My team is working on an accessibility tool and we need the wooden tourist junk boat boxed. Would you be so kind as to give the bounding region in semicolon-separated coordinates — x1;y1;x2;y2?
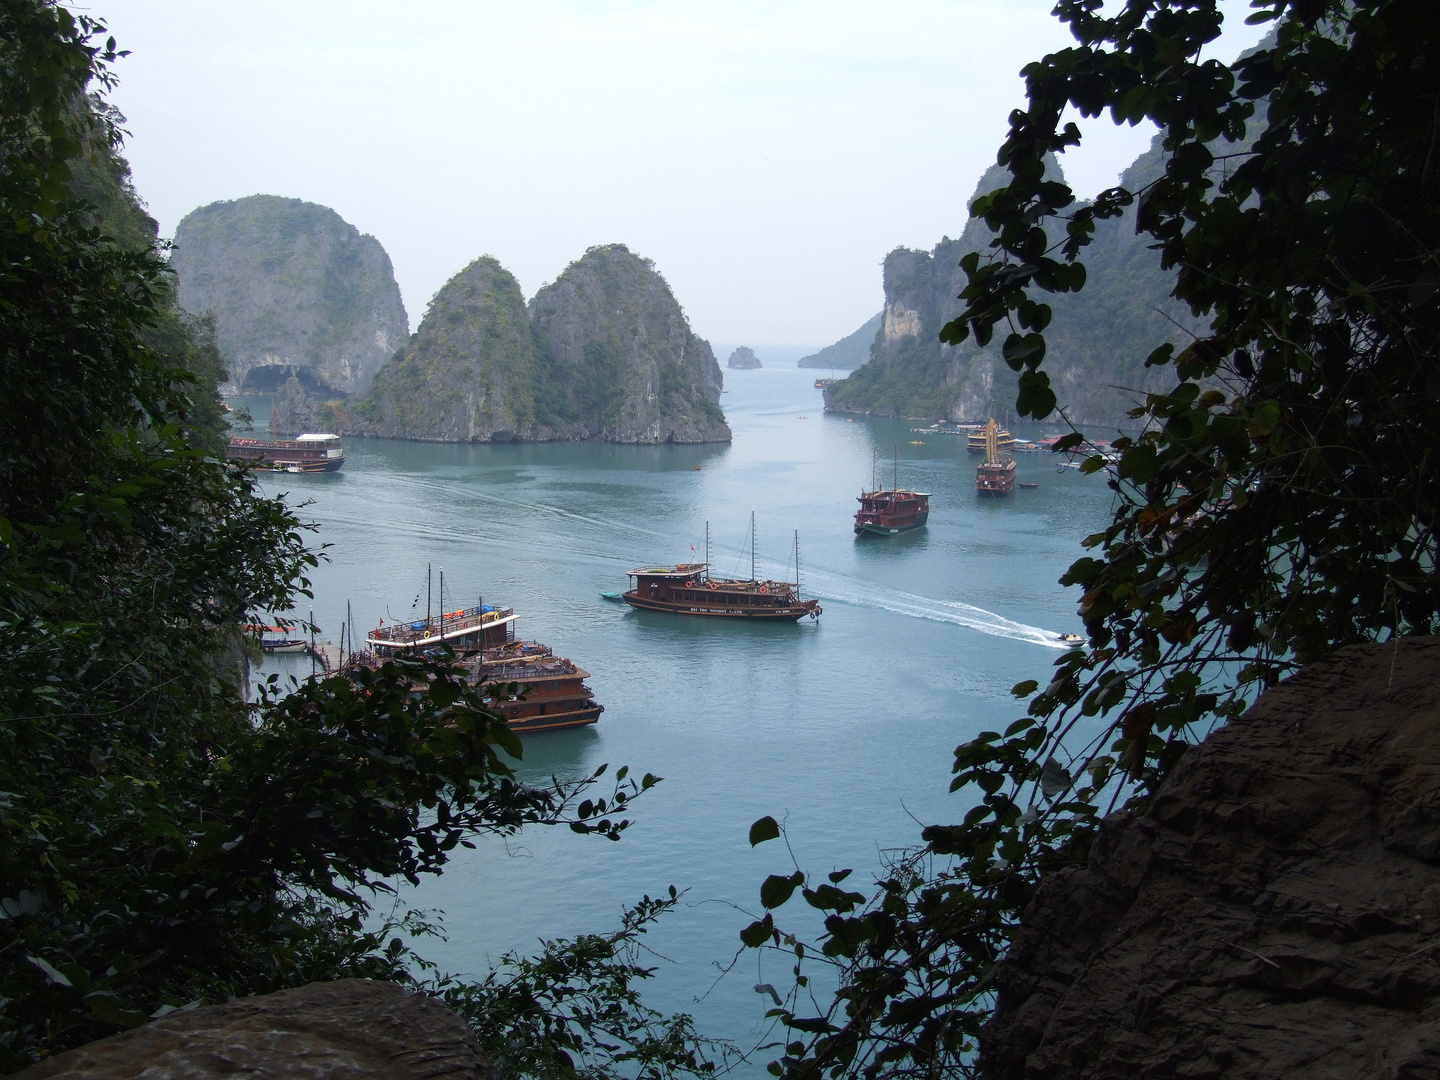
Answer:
470;645;602;733
967;425;1014;456
228;433;345;473
854;447;930;537
363;566;602;733
975;419;1017;496
623;518;821;621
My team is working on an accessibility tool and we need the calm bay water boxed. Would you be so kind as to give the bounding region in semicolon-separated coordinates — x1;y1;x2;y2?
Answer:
245;368;1115;1067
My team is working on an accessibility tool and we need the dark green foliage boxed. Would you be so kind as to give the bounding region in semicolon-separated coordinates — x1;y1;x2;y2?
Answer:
1;6;721;1077
441;890;737;1080
826;155;1192;423
746;3;1440;1077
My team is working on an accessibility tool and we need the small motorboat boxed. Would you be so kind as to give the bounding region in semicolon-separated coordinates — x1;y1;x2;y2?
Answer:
1019;482;1040;489
1057;632;1084;646
600;591;625;602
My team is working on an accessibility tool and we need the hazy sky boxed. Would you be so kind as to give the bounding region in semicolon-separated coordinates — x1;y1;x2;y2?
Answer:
96;1;1266;348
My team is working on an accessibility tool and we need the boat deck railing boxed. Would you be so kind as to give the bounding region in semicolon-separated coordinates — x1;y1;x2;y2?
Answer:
475;656;579;683
368;605;516;647
689;578;800;596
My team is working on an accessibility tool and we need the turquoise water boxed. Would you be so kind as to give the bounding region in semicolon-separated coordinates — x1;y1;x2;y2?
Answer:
246;369;1116;1067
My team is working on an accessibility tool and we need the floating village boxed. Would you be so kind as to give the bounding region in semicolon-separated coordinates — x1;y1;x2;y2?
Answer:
232;393;1107;732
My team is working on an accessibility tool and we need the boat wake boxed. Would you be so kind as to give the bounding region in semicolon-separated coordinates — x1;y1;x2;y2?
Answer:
802;569;1067;649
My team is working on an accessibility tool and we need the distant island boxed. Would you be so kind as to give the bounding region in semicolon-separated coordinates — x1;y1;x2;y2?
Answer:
727;346;762;369
271;244;729;445
171;196;408;397
796;312;881;370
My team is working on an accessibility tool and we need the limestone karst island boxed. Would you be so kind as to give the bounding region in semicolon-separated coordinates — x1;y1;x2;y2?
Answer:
174;197;728;445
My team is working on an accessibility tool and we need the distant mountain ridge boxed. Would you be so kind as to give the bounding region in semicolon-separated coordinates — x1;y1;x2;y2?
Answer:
274;244;729;444
172;196;408;396
822;141;1197;425
797;313;882;369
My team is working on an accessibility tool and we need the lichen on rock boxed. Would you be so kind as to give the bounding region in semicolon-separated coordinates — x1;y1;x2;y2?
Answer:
15;979;499;1080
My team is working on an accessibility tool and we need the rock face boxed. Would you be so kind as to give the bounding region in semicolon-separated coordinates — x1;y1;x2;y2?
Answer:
529;245;728;443
172;196;409;396
797;313;882;369
824;150;1191;424
339;256;547;442
277;245;729;444
727;346;762;369
981;637;1440;1079
16;979;498;1080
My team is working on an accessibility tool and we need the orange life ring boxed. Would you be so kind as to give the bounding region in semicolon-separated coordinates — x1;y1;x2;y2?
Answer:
758;585;768;594
707;581;718;590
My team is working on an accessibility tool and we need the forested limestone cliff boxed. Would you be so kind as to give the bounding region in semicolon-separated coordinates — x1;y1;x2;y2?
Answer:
172;196;409;396
824;143;1194;424
727;346;762;369
276;245;729;444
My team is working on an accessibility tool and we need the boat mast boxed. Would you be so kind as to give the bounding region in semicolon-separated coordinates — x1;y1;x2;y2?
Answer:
427;563;432;626
750;511;757;581
894;443;899;491
871;449;877;492
705;521;711;581
439;567;445;637
794;529;800;590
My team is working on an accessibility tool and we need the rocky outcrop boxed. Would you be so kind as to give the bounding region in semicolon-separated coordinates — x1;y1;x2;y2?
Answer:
824;151;1190;425
335;256;554;442
981;637;1440;1079
528;244;728;443
172;196;409;396
797;313;882;370
276;245;729;444
16;979;498;1080
727;346;762;369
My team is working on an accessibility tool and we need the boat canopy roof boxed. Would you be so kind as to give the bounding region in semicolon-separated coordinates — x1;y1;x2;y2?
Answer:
859;488;933;499
627;563;707;578
295;433;340;442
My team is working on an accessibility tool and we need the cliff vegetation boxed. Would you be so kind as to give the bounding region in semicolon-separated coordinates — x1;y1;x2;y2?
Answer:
737;4;1440;1078
172;196;409;396
280;244;730;444
824;151;1195;424
0;6;727;1076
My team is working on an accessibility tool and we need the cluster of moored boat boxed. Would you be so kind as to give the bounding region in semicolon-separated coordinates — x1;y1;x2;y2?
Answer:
261;582;603;734
362;598;604;733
